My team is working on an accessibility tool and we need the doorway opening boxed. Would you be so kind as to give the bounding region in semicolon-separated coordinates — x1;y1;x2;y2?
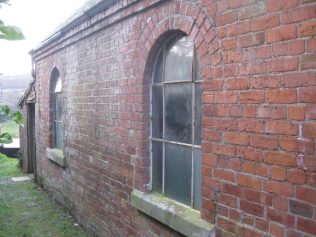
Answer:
27;103;36;180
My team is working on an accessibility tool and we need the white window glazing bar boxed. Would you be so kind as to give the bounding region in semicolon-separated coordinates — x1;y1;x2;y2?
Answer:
151;138;201;149
163;80;192;84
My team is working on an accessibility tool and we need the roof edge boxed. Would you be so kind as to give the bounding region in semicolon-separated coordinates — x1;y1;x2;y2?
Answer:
19;79;36;108
30;0;117;54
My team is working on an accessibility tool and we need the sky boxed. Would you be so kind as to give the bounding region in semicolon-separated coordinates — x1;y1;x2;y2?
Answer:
0;0;87;75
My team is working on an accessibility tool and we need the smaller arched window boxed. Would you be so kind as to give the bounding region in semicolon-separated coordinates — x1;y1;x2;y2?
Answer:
52;70;64;150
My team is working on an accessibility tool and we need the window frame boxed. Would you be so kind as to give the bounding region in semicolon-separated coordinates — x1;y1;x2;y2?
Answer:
150;33;202;210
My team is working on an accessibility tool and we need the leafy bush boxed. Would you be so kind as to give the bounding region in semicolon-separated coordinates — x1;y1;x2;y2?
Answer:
0;105;23;144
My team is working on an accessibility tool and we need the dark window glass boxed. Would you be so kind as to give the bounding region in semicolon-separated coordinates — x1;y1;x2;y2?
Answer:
153;49;164;84
194;83;202;145
165;83;192;144
55;121;64;150
194;48;202;82
165;143;192;206
152;86;163;139
152;141;163;192
193;148;201;209
55;94;63;121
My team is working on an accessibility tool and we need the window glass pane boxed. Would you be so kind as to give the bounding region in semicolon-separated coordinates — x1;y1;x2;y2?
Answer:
164;37;194;82
153;49;164;84
152;86;163;139
165;83;192;144
194;83;202;145
55;121;64;150
165;143;192;206
193;148;201;210
54;77;62;93
194;49;202;82
55;94;63;121
152;141;163;192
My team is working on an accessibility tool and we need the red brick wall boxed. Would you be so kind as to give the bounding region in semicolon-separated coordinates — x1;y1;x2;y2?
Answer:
31;0;316;236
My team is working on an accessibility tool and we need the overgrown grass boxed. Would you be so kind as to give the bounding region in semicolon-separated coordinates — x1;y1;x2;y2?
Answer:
0;120;19;138
0;182;87;237
0;153;23;177
0;155;87;237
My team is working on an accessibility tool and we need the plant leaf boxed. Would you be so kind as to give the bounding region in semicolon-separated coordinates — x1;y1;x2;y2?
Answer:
0;25;24;40
0;132;12;144
10;111;24;125
1;105;11;116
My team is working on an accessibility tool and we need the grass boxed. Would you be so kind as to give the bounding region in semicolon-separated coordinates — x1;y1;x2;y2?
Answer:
0;153;23;176
0;120;19;138
0;182;88;237
0;154;87;237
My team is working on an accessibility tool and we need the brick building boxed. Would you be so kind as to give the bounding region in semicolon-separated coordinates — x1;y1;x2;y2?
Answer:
20;0;316;236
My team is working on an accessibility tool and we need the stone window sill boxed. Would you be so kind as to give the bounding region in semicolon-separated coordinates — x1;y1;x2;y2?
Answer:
131;190;215;237
46;148;66;168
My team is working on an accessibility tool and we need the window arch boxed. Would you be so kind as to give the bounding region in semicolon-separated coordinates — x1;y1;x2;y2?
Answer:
151;33;202;210
51;69;64;150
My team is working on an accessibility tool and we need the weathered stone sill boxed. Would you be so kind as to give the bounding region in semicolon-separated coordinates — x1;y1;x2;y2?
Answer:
46;148;66;168
131;190;215;237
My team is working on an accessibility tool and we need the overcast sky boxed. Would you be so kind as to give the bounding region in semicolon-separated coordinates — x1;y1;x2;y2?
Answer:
0;0;87;75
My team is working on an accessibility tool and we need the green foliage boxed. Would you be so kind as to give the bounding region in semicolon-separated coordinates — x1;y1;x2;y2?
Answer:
0;105;23;143
0;105;24;125
0;132;12;144
0;20;24;40
11;111;24;125
0;0;24;41
1;104;10;114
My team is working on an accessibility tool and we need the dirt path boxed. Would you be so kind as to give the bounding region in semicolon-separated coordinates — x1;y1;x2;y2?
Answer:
0;156;87;237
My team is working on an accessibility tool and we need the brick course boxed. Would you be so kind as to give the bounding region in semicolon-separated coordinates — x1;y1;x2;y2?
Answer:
26;0;316;236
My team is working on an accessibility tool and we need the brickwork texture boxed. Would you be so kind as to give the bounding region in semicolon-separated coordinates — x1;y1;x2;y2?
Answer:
28;0;316;236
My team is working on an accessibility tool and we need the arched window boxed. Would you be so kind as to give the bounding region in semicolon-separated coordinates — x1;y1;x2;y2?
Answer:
151;34;202;210
52;70;64;150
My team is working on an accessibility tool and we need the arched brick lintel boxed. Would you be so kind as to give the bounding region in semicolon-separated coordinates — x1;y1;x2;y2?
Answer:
137;15;219;83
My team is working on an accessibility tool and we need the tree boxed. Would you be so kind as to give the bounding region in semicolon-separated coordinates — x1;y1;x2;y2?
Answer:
0;0;24;144
0;0;24;40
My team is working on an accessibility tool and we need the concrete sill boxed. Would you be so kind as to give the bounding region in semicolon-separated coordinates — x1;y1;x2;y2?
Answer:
46;148;66;168
131;190;215;237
